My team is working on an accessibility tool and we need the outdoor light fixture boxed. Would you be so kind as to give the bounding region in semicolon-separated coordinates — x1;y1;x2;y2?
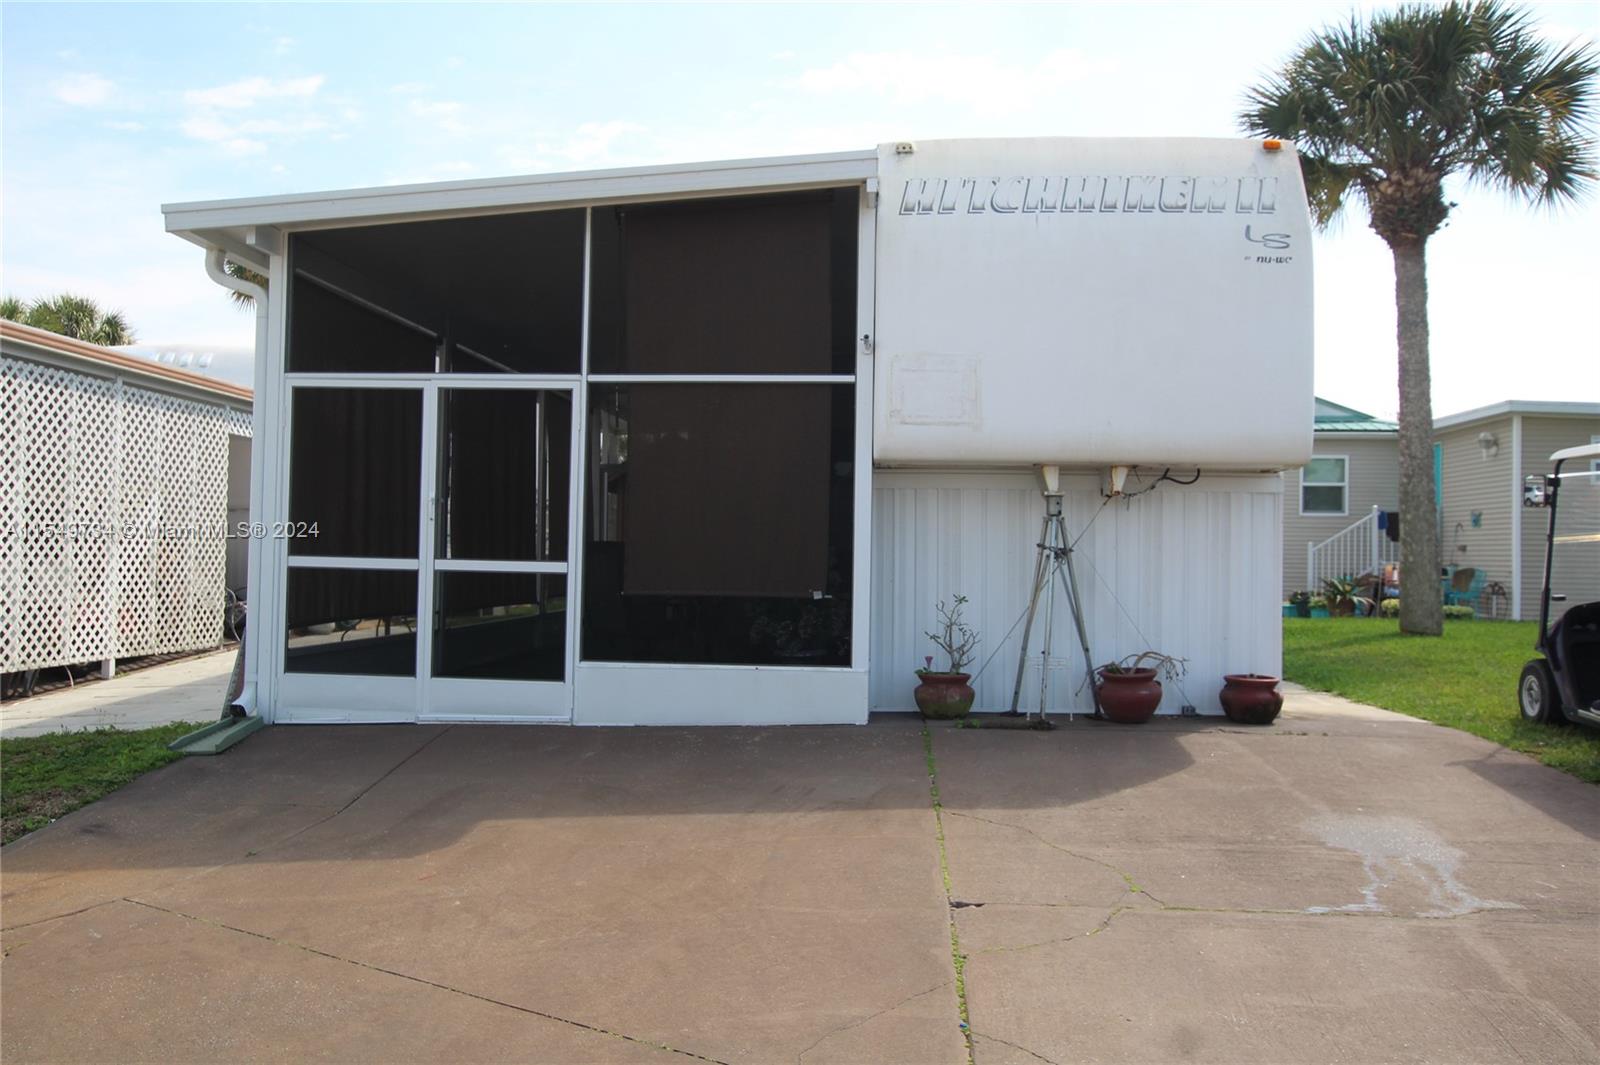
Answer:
1262;139;1284;151
1478;431;1499;458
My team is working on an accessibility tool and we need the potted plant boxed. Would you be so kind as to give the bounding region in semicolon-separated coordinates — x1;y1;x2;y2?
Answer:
1094;651;1187;724
1288;590;1312;618
914;595;980;720
1320;576;1374;618
1308;595;1330;618
1220;673;1283;725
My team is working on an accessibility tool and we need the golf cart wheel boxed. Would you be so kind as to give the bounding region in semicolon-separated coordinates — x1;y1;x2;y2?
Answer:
1518;660;1564;725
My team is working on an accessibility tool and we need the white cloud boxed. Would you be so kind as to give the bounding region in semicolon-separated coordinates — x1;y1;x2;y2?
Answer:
105;120;147;133
409;99;469;136
390;81;429;95
183;74;325;110
497;120;647;174
562;121;644;164
178;74;343;156
273;36;296;55
381;160;482;186
52;72;116;107
796;49;1117;111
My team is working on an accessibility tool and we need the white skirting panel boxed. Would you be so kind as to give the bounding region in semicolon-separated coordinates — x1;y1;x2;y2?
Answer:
869;470;1284;714
575;663;869;726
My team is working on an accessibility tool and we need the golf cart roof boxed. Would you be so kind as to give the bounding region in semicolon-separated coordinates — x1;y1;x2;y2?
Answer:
1551;443;1600;463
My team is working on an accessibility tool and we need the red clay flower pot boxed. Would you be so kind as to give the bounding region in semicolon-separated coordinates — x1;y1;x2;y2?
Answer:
1095;668;1162;724
1219;674;1283;725
914;672;975;720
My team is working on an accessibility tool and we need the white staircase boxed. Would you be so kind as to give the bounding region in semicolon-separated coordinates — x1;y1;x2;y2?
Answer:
1307;506;1398;590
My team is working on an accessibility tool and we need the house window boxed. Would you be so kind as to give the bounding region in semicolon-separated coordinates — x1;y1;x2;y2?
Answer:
1301;456;1348;515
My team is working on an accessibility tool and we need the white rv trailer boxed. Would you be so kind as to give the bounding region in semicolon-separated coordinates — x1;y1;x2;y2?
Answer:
163;137;1312;726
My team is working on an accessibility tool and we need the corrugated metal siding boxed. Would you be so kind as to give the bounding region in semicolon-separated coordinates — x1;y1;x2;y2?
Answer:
1282;436;1400;595
1437;418;1514;613
1519;415;1600;621
870;471;1283;715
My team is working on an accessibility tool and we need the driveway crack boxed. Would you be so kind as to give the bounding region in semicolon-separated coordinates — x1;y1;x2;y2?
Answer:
123;897;730;1063
3;727;458;934
923;726;976;1065
972;904;1136;957
268;724;457;848
795;981;950;1064
970;1031;1062;1065
943;809;1166;906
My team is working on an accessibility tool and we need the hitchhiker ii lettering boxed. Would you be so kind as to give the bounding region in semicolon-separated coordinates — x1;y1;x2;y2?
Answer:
899;176;1279;216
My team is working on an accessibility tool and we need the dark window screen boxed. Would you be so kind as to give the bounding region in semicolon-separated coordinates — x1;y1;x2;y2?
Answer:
437;389;571;562
288;388;422;558
288;208;585;374
583;384;853;666
285;568;417;676
589;189;858;374
434;572;566;681
625;385;830;596
288;274;437;374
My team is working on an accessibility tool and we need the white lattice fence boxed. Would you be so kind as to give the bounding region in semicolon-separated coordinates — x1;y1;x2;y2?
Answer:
1;355;251;673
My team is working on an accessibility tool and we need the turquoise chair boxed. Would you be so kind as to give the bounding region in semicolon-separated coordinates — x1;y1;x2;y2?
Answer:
1444;567;1486;609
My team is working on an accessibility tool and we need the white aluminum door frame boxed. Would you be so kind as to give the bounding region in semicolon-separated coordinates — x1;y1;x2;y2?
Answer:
277;377;427;723
421;377;581;722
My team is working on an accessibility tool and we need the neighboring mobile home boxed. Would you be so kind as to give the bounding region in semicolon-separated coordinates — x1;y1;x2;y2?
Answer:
1282;398;1398;597
1435;401;1600;622
1286;398;1600;621
0;320;253;680
162;137;1312;724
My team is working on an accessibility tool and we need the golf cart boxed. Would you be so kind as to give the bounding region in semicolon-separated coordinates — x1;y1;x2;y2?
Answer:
1518;443;1600;727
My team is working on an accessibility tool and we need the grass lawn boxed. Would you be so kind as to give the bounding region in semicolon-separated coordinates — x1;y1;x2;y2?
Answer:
1283;618;1600;784
1;722;201;844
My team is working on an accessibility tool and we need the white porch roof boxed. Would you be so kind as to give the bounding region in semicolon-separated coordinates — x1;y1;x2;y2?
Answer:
162;149;879;269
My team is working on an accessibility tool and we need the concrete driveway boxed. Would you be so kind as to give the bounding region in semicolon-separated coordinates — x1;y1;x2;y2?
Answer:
3;692;1597;1064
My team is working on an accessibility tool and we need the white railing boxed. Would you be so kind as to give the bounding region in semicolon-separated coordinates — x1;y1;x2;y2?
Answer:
1307;505;1399;592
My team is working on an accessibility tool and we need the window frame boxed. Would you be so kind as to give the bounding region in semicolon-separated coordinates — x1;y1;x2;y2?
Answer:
1299;453;1350;517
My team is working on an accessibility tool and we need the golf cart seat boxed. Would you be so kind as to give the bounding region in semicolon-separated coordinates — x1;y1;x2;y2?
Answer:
1550;601;1600;714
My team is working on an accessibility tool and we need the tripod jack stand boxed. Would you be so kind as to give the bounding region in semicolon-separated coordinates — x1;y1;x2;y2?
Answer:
1008;489;1099;723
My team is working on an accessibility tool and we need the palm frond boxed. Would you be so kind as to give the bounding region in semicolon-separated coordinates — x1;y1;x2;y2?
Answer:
224;260;268;309
1240;0;1600;236
17;292;136;346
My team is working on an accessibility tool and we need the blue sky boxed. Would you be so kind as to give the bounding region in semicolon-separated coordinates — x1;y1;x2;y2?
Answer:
3;1;1597;415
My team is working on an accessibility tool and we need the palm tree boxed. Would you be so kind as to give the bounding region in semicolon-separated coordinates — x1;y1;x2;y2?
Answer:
4;293;137;346
1242;1;1597;635
224;260;269;309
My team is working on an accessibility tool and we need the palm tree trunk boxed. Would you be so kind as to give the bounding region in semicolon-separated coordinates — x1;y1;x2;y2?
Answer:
1392;238;1443;636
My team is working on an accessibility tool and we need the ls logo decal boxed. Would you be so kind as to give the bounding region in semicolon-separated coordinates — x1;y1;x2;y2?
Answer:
1245;225;1292;250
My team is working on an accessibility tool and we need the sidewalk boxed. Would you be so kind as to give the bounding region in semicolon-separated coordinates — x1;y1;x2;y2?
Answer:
0;649;234;738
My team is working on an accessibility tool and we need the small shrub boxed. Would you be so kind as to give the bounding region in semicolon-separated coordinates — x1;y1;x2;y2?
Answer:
922;594;980;674
1376;599;1476;620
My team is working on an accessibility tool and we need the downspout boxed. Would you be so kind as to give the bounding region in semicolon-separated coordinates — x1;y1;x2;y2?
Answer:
204;247;266;720
1510;415;1523;621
